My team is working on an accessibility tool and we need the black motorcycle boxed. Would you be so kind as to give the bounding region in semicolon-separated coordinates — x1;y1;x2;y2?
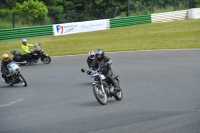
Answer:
81;68;123;105
11;43;51;65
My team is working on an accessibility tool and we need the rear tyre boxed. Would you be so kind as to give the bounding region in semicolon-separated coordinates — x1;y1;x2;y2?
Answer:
9;83;13;86
113;77;123;101
18;75;27;87
41;56;51;64
93;83;107;105
114;90;123;101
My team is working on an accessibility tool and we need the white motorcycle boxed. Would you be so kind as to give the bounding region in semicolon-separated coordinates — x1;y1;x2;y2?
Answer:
2;62;27;87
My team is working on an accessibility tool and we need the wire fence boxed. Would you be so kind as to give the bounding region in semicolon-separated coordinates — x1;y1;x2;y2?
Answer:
0;0;195;29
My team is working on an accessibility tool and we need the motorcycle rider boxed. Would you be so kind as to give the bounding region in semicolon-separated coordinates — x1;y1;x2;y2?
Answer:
87;51;96;69
21;38;35;64
91;49;121;92
1;54;13;83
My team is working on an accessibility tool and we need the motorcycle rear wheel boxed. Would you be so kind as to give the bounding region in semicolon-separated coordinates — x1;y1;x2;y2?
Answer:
18;75;27;87
41;56;51;64
113;78;123;101
9;82;13;86
93;83;108;105
114;90;123;101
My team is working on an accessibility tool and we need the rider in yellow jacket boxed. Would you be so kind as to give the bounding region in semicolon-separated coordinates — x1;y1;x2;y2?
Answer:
21;39;35;64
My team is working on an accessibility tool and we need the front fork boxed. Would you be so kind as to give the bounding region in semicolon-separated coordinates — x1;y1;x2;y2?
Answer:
99;76;105;93
92;77;105;93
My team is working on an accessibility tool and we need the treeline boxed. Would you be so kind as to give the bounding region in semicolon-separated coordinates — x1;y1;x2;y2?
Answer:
0;0;199;26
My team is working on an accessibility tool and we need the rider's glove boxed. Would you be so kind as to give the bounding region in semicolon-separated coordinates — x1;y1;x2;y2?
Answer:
107;60;112;65
86;70;91;75
106;62;111;66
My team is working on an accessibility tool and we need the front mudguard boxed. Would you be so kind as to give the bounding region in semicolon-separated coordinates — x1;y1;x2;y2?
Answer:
40;54;49;57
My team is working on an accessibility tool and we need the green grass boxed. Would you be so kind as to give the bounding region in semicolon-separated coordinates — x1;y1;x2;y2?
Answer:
0;19;200;57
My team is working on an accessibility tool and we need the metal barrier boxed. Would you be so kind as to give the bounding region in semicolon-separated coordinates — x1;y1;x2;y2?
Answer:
151;10;188;23
0;25;53;41
110;14;151;28
0;10;191;41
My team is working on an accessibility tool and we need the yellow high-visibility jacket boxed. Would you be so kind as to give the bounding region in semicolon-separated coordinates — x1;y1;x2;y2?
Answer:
21;44;34;55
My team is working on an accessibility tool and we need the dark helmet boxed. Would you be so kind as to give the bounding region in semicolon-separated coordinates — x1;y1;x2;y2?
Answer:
96;49;104;60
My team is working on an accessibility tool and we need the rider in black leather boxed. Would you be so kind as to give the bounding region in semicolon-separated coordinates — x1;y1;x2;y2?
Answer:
1;54;12;83
91;49;121;92
87;51;95;69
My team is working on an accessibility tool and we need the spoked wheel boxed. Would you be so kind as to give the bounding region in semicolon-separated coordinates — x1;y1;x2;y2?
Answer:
93;83;107;105
113;77;123;101
41;56;51;64
18;75;27;87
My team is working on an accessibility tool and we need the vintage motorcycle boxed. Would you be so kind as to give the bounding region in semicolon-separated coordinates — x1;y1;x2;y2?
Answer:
81;68;123;105
11;43;51;65
2;62;27;87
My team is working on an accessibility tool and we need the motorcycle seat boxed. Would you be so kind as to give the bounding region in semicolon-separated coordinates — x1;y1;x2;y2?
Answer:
15;51;22;56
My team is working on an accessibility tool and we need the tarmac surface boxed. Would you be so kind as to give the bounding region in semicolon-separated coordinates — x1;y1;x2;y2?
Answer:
0;49;200;133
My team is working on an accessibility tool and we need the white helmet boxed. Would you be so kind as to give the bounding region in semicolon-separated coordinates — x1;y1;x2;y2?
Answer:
88;51;95;59
22;38;27;44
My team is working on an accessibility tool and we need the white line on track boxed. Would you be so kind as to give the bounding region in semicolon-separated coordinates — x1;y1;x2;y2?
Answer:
0;98;25;108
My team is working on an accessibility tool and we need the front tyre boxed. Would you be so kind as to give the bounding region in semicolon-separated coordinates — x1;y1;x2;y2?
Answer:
41;56;51;64
93;83;107;105
18;74;27;87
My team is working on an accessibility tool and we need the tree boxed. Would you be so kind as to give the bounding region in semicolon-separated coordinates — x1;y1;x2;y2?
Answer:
194;0;200;7
13;0;48;24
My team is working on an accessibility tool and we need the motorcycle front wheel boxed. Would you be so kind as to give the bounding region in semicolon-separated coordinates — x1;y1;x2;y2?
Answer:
93;83;108;105
18;74;27;87
41;56;51;64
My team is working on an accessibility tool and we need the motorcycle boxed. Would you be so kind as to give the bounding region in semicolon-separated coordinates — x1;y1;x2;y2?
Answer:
2;62;27;87
81;68;123;105
10;43;51;65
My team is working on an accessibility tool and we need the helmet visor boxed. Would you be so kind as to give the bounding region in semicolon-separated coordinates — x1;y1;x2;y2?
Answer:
89;55;95;59
97;54;102;58
3;57;9;61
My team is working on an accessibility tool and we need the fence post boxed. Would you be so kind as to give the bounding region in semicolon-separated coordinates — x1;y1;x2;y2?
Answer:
127;0;130;16
12;12;15;28
151;0;154;13
174;0;176;11
66;10;69;22
189;0;194;8
114;7;119;18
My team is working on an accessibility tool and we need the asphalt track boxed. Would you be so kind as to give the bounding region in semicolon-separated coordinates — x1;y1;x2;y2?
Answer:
0;49;200;133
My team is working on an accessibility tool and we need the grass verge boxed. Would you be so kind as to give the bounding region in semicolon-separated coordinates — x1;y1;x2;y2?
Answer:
0;19;199;57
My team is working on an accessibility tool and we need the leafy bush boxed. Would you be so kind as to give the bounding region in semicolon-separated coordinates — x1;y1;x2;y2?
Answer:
13;0;48;25
194;0;200;7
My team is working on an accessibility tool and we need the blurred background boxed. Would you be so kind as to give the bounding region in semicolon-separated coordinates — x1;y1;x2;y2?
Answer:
0;0;199;29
